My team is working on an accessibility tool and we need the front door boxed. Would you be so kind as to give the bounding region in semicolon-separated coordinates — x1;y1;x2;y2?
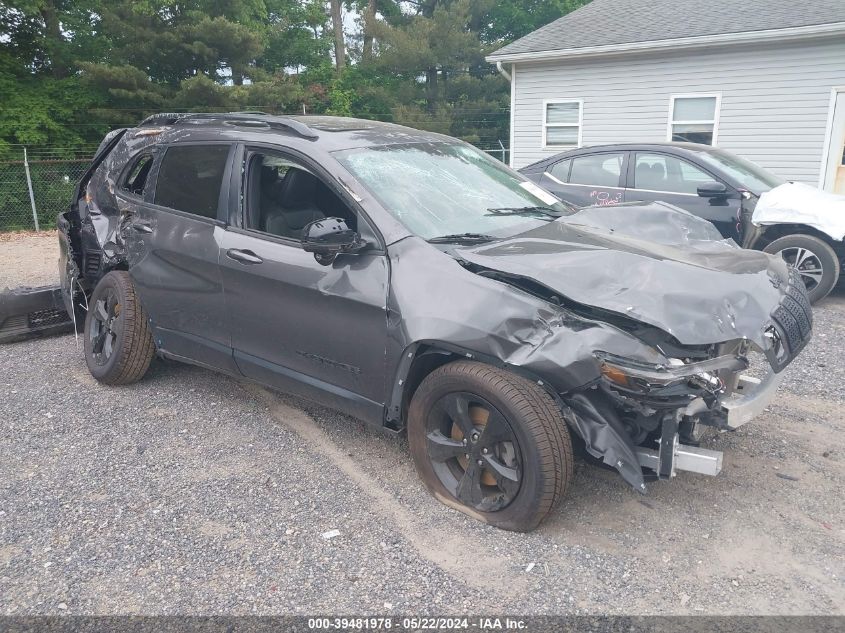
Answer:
218;148;389;424
539;151;627;207
823;90;845;194
625;151;742;241
123;142;237;373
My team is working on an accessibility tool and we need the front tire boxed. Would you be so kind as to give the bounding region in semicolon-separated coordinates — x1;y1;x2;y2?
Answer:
763;234;840;303
408;361;573;532
84;271;155;385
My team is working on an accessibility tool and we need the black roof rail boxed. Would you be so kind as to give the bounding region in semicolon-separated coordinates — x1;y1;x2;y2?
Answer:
138;112;194;127
137;112;318;140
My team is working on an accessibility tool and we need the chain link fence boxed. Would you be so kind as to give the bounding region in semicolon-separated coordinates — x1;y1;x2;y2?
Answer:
0;140;509;234
0;147;93;232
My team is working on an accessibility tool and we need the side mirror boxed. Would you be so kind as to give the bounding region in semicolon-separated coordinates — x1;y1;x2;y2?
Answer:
697;181;728;197
301;217;365;265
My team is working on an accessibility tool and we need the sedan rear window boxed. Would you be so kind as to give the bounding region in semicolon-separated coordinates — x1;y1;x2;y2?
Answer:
154;145;230;219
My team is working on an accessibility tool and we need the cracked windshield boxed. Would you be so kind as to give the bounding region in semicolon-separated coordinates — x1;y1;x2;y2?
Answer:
336;142;575;240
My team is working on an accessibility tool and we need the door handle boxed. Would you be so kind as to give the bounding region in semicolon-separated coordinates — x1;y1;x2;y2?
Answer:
131;222;153;234
226;248;263;265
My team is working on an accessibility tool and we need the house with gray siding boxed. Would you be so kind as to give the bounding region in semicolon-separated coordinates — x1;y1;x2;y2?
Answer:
487;0;845;193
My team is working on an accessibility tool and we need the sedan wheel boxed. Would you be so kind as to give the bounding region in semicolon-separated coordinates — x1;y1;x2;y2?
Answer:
763;234;840;304
777;246;824;293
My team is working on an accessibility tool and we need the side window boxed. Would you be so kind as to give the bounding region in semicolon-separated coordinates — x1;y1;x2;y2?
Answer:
121;154;154;197
244;152;358;240
153;145;230;219
547;158;571;183
634;153;713;194
569;153;623;187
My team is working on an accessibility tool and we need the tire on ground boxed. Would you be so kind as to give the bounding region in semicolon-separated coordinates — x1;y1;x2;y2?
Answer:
84;270;156;385
763;233;840;304
408;360;573;531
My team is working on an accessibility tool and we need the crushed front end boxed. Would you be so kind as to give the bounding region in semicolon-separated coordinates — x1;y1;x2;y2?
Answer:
566;266;812;490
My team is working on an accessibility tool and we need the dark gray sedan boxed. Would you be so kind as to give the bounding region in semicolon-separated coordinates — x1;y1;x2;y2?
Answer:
520;143;843;303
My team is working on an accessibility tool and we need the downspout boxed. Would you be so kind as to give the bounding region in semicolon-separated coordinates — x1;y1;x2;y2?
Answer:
495;61;512;81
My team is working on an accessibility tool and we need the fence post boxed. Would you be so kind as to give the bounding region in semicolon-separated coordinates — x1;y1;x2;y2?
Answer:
23;147;40;232
498;139;507;165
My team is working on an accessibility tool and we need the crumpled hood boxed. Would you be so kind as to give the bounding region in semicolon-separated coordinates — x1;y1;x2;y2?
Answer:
457;202;790;348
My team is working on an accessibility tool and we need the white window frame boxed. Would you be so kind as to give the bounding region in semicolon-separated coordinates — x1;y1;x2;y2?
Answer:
667;93;721;145
542;99;583;149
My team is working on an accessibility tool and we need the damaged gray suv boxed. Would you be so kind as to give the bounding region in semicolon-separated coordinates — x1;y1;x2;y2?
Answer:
58;113;812;531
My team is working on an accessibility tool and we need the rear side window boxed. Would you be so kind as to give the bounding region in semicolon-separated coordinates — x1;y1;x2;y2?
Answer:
121;154;154;196
547;159;571;183
569;153;624;187
153;145;230;219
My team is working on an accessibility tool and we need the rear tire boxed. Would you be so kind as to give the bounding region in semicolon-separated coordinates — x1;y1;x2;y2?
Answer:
408;360;573;532
84;271;155;385
763;234;839;304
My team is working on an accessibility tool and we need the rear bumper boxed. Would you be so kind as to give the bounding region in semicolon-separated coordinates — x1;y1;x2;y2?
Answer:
0;285;72;343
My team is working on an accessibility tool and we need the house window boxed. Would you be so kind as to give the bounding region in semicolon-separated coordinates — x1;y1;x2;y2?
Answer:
668;95;720;145
543;100;582;148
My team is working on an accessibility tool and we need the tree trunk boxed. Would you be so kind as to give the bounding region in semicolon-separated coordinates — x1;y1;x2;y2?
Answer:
362;0;376;62
329;0;346;72
39;1;68;78
425;67;438;113
231;63;244;86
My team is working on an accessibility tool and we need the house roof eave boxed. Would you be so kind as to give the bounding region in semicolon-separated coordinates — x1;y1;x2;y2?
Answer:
486;21;845;64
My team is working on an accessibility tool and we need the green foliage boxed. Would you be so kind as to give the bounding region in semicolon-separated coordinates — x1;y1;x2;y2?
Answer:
0;0;590;153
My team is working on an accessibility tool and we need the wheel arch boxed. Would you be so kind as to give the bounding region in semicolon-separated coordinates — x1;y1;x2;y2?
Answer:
751;223;844;257
386;340;567;431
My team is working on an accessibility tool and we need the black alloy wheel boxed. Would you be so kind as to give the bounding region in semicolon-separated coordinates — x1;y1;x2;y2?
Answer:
425;391;522;512
89;289;120;366
84;271;156;385
408;361;573;531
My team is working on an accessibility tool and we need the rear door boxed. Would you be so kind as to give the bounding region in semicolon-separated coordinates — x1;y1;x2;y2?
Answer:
540;151;627;207
122;142;238;372
625;151;742;240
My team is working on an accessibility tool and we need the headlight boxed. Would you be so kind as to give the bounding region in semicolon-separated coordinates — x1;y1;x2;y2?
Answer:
594;351;746;394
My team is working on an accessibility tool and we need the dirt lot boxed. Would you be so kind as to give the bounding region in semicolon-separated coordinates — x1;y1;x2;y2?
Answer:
1;232;843;615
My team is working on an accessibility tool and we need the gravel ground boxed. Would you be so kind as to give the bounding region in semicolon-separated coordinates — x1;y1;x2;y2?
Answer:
1;234;844;616
0;231;59;289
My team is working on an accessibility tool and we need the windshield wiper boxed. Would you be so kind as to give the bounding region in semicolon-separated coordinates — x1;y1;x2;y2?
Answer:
427;233;498;244
486;206;562;220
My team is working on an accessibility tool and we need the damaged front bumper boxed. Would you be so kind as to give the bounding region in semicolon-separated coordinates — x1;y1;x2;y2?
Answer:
634;367;783;478
564;265;811;492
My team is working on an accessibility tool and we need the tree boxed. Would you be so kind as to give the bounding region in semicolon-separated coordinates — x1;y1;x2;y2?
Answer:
0;0;590;154
328;0;345;71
